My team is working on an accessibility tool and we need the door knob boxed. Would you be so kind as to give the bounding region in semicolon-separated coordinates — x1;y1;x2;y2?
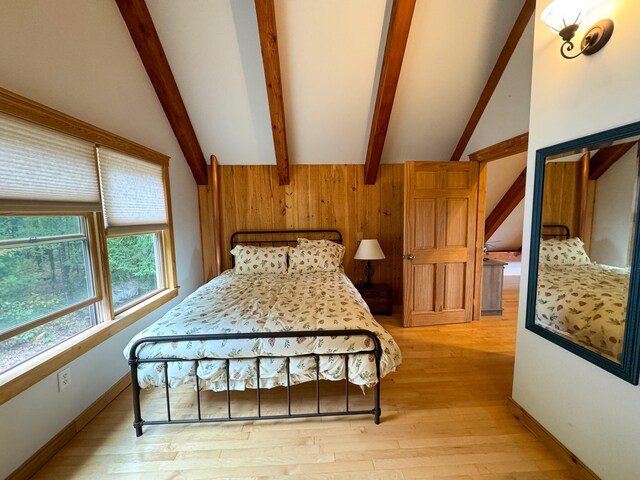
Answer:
403;254;415;260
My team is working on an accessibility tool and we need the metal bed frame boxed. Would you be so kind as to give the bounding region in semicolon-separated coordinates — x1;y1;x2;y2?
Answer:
128;229;382;437
230;229;343;267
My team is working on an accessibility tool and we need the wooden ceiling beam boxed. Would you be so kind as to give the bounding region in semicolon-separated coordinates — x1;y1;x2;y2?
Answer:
364;0;416;185
589;141;637;180
469;132;528;162
450;0;535;161
485;167;527;240
255;0;290;186
115;0;208;185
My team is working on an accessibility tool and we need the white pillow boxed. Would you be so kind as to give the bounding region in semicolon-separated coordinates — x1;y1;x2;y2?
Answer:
539;237;591;266
231;245;289;274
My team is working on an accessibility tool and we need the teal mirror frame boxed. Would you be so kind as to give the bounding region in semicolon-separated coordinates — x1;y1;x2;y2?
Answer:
526;121;640;384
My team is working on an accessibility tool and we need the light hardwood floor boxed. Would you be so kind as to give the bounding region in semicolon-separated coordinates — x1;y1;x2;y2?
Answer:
33;276;573;479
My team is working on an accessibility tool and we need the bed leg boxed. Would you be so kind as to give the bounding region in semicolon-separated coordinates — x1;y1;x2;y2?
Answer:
374;382;381;425
134;421;143;437
373;338;382;425
129;359;144;437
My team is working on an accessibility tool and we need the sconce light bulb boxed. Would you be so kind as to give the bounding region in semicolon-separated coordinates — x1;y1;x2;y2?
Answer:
541;0;603;34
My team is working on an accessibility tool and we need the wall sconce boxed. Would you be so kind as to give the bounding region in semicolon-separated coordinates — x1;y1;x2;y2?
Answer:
541;0;614;59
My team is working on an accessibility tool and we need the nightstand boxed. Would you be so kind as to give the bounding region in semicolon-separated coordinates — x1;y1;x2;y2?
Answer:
481;259;507;316
357;283;392;316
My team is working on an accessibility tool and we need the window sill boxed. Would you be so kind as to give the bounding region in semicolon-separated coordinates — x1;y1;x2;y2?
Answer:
0;287;179;407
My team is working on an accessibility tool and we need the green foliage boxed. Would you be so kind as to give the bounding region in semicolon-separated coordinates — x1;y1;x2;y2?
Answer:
107;234;158;309
0;217;89;332
0;215;80;241
107;235;157;285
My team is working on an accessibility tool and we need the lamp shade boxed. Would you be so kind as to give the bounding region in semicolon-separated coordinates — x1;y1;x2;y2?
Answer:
354;239;385;260
541;0;602;33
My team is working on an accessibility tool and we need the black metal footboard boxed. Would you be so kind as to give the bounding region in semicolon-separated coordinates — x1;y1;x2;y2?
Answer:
127;329;382;436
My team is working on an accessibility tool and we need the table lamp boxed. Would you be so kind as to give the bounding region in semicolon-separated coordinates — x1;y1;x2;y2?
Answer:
354;239;385;288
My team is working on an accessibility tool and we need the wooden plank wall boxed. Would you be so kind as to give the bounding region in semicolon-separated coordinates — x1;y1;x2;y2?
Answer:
198;165;216;281
541;160;584;243
198;160;223;282
218;164;404;304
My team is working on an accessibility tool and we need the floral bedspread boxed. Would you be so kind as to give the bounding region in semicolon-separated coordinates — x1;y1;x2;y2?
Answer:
536;263;628;361
124;270;402;391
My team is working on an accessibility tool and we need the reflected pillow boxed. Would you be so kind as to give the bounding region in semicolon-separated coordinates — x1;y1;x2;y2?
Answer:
289;245;342;273
297;238;346;264
539;237;591;266
231;246;288;274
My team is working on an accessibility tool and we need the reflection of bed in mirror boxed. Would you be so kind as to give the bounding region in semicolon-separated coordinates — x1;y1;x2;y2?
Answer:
527;122;640;383
535;225;629;362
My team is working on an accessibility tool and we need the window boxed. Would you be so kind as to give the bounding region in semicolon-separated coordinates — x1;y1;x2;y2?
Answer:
107;233;163;312
0;89;178;385
98;147;173;314
0;216;98;373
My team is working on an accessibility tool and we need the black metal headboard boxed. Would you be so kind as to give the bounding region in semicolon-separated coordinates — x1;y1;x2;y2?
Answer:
542;224;571;240
230;229;343;267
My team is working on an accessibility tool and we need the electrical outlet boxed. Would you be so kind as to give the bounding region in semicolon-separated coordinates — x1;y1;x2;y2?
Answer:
57;368;71;392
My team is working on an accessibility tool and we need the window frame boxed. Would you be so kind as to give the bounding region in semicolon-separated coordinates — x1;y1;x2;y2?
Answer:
0;87;179;406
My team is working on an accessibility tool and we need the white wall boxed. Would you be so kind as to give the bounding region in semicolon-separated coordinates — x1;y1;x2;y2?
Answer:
513;1;640;479
590;147;638;267
0;1;202;477
484;153;528;251
466;19;533;252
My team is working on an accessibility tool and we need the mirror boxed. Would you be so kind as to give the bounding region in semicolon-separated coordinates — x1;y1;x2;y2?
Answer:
526;121;640;384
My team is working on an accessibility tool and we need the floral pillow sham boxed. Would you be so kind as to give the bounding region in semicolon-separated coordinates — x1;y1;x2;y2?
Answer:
539;237;591;266
231;245;289;274
289;245;342;273
297;238;346;264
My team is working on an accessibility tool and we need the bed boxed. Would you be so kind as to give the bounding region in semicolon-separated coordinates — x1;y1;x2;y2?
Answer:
535;225;629;361
124;230;402;436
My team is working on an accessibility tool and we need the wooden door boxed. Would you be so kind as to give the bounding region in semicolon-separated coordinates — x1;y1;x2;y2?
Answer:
403;161;482;326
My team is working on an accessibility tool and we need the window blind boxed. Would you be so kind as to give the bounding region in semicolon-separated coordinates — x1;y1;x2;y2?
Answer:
0;112;100;209
98;147;168;233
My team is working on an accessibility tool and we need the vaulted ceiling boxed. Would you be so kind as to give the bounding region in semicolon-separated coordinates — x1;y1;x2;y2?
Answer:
145;0;533;170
